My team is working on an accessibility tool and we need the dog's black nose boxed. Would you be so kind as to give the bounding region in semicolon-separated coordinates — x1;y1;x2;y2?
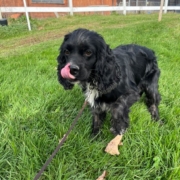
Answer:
69;64;79;76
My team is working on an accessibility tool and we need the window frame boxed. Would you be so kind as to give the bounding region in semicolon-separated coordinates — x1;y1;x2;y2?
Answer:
31;0;64;4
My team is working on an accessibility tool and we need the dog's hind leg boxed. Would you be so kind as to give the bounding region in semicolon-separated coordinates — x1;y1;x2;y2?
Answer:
144;69;161;121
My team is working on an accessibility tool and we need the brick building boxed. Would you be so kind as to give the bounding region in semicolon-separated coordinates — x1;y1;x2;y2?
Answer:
1;0;180;18
0;0;116;18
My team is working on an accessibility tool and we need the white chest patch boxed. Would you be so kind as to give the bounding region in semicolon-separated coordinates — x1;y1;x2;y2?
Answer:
85;83;99;107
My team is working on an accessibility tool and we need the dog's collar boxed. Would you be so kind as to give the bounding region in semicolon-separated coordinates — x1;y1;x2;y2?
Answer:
98;82;118;95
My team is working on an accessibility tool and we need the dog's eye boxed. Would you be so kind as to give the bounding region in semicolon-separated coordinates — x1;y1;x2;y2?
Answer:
64;49;70;55
84;50;92;57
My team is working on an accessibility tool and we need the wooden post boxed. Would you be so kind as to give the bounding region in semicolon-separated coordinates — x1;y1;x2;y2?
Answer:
158;0;165;22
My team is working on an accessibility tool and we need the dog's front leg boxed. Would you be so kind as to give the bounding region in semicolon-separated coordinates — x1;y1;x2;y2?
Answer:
110;93;140;135
91;107;106;136
105;94;139;155
110;101;130;135
105;100;129;155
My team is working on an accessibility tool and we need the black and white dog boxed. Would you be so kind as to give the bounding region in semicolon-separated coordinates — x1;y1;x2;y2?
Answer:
57;28;161;136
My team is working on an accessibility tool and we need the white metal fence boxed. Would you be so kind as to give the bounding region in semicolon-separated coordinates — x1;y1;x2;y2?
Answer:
1;0;180;31
118;0;160;6
1;0;180;15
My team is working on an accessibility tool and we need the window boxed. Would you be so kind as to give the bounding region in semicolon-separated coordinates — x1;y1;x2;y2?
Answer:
32;0;64;4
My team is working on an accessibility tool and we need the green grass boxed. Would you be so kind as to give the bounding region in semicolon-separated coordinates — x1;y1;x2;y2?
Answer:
0;13;180;180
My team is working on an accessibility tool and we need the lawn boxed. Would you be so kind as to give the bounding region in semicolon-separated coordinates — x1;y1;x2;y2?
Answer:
0;13;180;180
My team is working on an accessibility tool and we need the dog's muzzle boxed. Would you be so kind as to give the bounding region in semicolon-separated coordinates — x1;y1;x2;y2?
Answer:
61;63;79;80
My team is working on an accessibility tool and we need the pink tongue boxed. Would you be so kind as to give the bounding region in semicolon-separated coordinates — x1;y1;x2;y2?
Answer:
61;63;75;79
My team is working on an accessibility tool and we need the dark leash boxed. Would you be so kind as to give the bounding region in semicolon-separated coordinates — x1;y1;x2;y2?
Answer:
34;101;88;180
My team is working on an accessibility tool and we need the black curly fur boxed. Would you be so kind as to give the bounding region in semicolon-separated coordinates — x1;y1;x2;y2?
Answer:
57;28;161;136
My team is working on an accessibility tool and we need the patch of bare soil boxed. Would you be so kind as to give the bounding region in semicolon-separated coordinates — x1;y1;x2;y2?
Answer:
0;30;68;57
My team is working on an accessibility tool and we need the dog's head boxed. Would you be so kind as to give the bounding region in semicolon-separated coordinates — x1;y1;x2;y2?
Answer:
57;28;120;91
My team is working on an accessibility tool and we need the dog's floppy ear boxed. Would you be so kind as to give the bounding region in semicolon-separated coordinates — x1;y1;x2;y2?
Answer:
95;44;121;92
57;33;74;90
57;33;71;64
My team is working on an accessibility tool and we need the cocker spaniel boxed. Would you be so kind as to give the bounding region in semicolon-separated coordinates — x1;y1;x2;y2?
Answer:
57;28;161;136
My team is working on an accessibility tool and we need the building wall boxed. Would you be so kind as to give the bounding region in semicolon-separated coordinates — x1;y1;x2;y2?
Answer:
1;0;179;18
27;0;68;18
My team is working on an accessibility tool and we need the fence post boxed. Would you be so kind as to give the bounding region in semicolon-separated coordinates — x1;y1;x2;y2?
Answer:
123;0;126;15
0;7;2;19
23;0;31;31
164;0;169;13
136;0;139;13
158;0;165;21
68;0;73;16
